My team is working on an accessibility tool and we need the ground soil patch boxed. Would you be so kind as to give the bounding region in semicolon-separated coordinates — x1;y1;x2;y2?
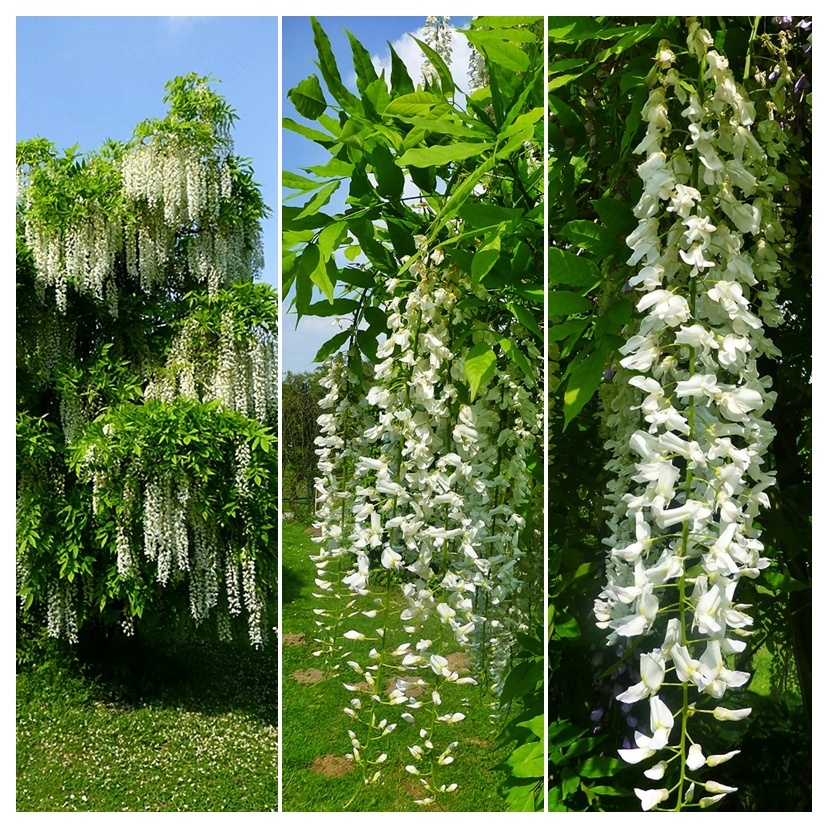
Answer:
282;633;306;646
310;754;352;777
291;668;324;684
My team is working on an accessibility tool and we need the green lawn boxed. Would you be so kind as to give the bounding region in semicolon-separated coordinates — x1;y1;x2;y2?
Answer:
280;521;517;812
17;631;278;811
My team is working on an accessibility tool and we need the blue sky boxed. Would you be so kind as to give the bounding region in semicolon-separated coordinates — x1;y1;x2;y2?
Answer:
281;16;473;375
16;16;278;287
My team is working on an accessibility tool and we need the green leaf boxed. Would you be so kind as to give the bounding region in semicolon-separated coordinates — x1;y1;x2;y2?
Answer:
397;141;493;168
310;258;337;303
563;348;608;428
306;298;359;317
561;767;580;799
763;570;810;592
471;234;501;285
383;92;442;117
465;342;497;401
548;94;586;141
547;17;603;43
548;319;589;345
356;327;380;362
339;118;365;149
282;170;327;192
317;221;348;260
458;203;521;229
313;330;350;363
517;714;545;739
345;30;379;95
560;219;616;258
595;23;659;62
496;112;541;158
506;742;544;778
310;17;362;114
363;77;392;120
388;42;415;95
283;117;336;145
428;153;496;242
591;198;637;237
295;179;341;221
548;291;593;317
548;247;601;287
551;613;581;640
465;30;531;73
400;115;486;140
287;74;327;119
302;158;353;178
496;335;535;383
577;756;626;779
548;71;589;91
620;86;648;160
370;145;404;201
506;301;542;340
504;783;540;812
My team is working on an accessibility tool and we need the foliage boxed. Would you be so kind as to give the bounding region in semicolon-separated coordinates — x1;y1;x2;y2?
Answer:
284;16;544;808
496;625;544;811
16;75;278;646
547;15;811;811
281;369;326;517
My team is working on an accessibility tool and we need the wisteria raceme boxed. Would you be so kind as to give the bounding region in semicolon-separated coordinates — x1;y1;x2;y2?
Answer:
595;21;789;811
422;16;453;85
311;239;541;802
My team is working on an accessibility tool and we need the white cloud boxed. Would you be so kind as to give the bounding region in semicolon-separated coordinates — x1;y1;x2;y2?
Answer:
372;23;474;98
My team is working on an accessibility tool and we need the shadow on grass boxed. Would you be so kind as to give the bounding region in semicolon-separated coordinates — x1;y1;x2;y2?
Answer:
18;618;278;728
281;562;309;605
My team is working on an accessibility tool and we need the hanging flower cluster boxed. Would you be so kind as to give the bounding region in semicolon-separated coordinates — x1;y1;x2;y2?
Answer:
19;110;262;315
595;19;789;811
311;238;541;803
145;294;278;423
422;16;454;85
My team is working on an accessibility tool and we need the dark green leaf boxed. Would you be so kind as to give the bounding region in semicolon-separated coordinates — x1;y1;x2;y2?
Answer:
548;291;593;317
577;756;626;779
548;247;601;287
560;220;616;258
306;298;360;317
388;42;415;95
591;198;637;237
369;145;403;200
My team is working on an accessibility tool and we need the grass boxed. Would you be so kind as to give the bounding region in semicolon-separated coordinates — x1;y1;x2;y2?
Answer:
17;628;279;811
281;521;518;812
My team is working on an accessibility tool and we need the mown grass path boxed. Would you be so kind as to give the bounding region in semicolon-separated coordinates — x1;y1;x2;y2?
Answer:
281;521;515;812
